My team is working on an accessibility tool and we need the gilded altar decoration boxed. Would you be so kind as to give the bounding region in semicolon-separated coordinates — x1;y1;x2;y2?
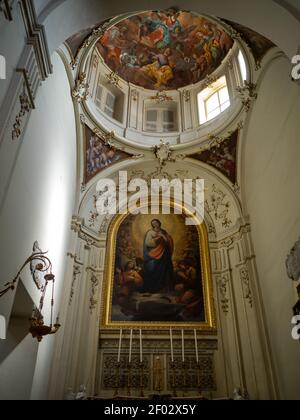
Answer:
96;10;233;90
101;207;216;331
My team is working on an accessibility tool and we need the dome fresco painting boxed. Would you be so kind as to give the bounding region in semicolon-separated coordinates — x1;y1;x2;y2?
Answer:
96;10;234;90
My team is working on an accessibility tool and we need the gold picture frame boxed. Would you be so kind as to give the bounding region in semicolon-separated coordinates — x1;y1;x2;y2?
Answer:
100;204;217;332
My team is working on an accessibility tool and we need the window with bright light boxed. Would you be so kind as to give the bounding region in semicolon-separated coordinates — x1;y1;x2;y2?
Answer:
198;76;230;124
238;50;247;83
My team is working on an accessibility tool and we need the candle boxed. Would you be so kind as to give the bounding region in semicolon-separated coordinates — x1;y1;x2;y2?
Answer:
194;329;199;363
170;328;174;362
181;329;185;362
117;329;123;363
129;329;133;363
139;329;143;363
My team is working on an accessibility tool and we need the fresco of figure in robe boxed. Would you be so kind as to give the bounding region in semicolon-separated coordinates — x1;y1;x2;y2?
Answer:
111;213;205;323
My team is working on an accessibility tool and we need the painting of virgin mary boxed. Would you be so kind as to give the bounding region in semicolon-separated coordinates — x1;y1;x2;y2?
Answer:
109;213;208;324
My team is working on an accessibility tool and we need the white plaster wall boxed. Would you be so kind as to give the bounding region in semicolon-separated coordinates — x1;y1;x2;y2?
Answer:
243;56;300;400
0;7;27;107
0;52;77;400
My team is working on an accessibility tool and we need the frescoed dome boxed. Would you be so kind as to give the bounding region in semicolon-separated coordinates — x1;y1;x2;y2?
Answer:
96;10;234;90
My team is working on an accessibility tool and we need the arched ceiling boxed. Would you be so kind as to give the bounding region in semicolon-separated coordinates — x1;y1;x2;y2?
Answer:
95;11;234;90
39;0;300;58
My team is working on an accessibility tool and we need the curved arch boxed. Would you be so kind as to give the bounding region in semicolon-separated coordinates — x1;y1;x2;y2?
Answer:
42;0;300;58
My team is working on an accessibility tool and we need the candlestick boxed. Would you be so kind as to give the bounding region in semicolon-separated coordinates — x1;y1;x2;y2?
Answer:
181;329;185;362
117;329;123;363
139;329;143;363
194;329;199;363
170;328;174;362
129;329;133;363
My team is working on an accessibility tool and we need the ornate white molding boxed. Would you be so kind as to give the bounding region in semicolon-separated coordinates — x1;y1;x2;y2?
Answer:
19;0;52;80
86;269;100;313
105;71;120;88
216;274;230;315
0;0;14;20
0;45;38;144
182;90;191;102
150;91;173;104
11;90;31;140
205;185;232;229
69;265;81;305
152;140;175;169
236;82;258;113
72;72;89;103
240;266;253;308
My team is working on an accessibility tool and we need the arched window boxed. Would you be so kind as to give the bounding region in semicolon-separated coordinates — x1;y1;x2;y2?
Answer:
197;76;230;124
238;50;247;84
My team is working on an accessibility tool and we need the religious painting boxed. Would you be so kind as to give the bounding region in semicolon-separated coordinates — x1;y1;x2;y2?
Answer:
65;25;98;59
222;19;275;67
101;211;216;330
190;129;238;184
96;10;234;90
85;125;132;183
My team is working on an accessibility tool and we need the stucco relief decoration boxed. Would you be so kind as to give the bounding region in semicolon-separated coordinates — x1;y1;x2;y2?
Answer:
99;215;111;234
89;272;100;312
69;265;81;305
96;10;233;90
217;274;230;314
106;71;120;87
131;89;139;102
236;81;257;112
206;185;232;228
182;90;191;102
12;91;31;140
286;239;300;282
150;91;173;104
152;140;175;170
72;72;89;103
240;267;253;308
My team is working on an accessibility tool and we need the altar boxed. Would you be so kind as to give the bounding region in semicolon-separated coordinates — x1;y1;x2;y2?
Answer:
95;330;218;399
